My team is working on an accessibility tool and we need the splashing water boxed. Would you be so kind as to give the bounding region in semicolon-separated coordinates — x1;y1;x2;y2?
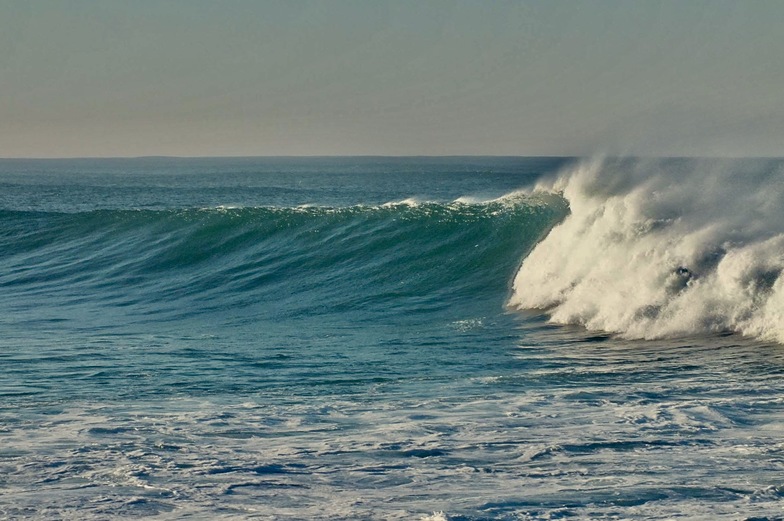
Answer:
510;157;784;342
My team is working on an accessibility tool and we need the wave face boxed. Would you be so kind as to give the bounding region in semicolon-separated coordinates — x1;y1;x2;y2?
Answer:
0;195;566;327
5;159;784;520
510;157;784;342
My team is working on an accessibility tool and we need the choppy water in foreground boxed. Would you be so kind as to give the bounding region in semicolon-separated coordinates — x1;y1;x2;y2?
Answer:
1;157;783;520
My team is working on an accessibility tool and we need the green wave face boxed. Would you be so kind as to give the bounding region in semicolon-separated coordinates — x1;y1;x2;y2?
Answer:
0;195;569;324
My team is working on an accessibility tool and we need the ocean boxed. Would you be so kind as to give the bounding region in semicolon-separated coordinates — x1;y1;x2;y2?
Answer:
1;156;783;520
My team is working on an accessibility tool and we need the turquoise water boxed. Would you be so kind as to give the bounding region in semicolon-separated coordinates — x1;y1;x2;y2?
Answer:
2;157;784;520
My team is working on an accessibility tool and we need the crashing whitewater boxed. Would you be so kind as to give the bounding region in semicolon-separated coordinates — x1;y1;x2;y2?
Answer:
509;157;784;343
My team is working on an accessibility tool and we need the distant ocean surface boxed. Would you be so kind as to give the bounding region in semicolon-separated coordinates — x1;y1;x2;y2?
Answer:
2;156;784;520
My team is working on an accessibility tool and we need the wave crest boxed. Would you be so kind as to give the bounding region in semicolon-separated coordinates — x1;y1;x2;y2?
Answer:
1;195;566;322
509;157;784;342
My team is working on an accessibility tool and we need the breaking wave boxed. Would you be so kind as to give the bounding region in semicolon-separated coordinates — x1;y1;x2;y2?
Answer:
509;157;784;342
0;194;566;324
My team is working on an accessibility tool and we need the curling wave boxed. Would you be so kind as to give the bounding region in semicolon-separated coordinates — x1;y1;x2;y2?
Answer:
509;157;784;342
0;194;566;323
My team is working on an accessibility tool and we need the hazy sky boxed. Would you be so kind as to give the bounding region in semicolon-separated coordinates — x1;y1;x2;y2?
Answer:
1;1;783;157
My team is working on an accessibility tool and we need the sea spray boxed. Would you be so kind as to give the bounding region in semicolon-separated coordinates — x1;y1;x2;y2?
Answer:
509;157;784;342
4;158;784;520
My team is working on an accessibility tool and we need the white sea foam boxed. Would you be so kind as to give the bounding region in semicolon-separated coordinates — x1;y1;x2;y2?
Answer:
382;197;423;207
510;157;784;342
4;336;784;521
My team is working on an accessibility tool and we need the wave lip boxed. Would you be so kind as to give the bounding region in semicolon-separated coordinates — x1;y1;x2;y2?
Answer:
509;157;784;343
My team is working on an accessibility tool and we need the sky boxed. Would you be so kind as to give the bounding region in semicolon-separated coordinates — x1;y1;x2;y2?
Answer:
1;1;783;158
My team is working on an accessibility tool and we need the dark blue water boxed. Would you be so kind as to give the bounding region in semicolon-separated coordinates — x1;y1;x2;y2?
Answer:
1;157;783;520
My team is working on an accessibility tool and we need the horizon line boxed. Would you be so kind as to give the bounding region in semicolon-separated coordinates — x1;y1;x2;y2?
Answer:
0;154;573;160
1;154;782;161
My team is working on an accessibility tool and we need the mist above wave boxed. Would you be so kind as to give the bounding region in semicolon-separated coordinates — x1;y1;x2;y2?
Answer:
509;157;784;342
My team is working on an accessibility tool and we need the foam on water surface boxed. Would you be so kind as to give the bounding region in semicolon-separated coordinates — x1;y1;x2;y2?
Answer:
2;157;784;519
3;336;784;520
511;157;784;342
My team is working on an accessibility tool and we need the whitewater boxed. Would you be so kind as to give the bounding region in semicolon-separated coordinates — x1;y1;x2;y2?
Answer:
511;157;784;342
1;157;783;520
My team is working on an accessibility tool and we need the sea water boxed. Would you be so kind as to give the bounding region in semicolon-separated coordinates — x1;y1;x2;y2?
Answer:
1;157;783;520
